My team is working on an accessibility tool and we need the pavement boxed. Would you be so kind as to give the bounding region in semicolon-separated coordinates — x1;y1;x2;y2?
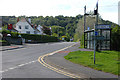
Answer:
45;43;118;79
0;45;25;51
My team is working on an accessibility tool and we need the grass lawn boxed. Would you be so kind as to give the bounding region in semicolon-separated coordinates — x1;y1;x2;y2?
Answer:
64;50;120;75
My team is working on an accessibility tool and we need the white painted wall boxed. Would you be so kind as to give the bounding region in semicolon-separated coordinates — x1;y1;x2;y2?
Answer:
16;21;35;34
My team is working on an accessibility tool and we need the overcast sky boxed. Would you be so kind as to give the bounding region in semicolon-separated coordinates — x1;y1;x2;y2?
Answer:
0;0;119;24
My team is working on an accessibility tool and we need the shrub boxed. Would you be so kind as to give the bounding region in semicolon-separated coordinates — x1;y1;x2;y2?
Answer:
111;26;120;51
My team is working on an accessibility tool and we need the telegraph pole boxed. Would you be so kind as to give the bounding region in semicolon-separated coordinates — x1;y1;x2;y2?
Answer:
84;6;86;31
84;5;86;48
94;1;98;64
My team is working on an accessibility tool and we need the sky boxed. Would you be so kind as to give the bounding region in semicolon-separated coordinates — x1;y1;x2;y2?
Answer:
0;0;119;24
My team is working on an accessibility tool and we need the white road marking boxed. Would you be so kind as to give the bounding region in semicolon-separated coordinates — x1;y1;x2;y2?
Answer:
1;60;37;73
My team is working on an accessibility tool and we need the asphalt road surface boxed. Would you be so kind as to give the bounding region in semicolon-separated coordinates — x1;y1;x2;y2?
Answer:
1;42;76;78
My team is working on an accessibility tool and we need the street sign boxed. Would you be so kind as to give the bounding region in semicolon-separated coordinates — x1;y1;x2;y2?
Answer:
87;27;90;30
96;24;111;29
95;31;98;36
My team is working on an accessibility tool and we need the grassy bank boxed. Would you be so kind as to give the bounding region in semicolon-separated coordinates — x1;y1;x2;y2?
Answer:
64;50;120;75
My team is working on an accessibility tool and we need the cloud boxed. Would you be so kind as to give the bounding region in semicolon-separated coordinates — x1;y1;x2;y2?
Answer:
0;0;119;24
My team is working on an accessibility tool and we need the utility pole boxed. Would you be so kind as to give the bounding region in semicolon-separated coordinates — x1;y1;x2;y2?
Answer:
94;1;98;64
58;27;59;39
84;5;86;31
84;5;86;48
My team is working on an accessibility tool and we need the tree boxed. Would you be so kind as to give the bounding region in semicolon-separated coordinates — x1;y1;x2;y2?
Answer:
42;25;51;35
50;26;65;38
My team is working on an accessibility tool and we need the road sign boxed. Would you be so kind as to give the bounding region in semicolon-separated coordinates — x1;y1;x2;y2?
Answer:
95;31;98;36
96;24;111;29
87;27;90;30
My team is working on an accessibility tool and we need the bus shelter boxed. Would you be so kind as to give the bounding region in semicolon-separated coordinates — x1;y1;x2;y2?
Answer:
84;24;112;50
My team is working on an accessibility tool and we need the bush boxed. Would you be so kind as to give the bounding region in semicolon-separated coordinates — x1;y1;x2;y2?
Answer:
1;30;58;43
111;26;120;51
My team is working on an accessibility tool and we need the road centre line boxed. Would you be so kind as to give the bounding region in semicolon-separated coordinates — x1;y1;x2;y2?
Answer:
0;60;38;73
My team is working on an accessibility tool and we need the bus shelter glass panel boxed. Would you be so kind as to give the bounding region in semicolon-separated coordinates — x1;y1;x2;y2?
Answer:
84;29;111;50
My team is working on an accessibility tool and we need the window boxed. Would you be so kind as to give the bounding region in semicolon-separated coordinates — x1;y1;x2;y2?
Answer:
25;25;29;29
26;31;30;34
19;25;21;29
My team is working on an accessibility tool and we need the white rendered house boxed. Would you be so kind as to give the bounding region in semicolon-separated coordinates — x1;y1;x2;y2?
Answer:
15;18;35;34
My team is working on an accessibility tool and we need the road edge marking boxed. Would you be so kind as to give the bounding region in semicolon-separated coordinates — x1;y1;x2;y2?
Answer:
38;43;81;78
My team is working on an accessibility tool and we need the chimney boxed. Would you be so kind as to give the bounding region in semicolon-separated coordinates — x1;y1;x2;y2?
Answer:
31;24;34;27
17;18;19;22
28;18;31;23
35;24;37;29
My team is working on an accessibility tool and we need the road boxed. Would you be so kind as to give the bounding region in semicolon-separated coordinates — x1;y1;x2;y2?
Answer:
1;42;75;78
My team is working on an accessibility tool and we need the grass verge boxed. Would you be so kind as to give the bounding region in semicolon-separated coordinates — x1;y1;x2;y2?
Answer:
64;50;120;75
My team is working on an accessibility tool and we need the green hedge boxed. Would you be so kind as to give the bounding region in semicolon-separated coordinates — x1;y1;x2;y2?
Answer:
0;30;58;43
21;34;58;43
111;26;120;51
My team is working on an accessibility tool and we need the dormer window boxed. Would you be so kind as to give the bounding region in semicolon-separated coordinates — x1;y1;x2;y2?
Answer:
25;25;29;29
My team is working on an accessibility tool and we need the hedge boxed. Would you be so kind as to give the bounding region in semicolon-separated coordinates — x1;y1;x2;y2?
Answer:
0;30;59;43
21;33;58;43
111;26;120;51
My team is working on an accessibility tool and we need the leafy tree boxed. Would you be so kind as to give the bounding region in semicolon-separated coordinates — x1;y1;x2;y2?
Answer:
42;25;51;35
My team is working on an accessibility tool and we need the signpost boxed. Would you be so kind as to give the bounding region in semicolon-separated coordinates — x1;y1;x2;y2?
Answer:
94;26;96;64
95;31;98;36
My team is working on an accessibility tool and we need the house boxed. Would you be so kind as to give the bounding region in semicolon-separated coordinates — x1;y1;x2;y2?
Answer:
8;24;18;32
15;18;44;35
36;25;45;35
15;18;35;34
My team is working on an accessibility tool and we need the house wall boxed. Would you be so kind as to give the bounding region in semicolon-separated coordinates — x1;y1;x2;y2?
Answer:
16;21;35;34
